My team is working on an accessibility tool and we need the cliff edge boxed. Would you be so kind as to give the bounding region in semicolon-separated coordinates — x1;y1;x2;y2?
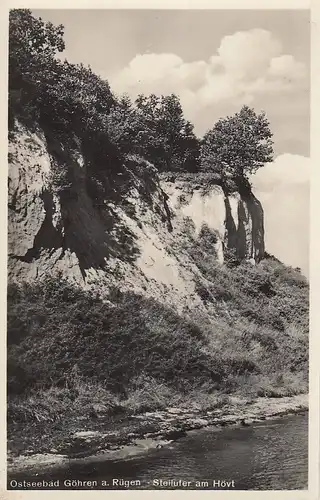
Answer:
8;122;265;314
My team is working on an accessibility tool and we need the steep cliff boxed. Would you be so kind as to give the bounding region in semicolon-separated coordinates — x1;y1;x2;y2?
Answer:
7;122;309;436
164;178;264;263
8;122;265;314
7;9;309;461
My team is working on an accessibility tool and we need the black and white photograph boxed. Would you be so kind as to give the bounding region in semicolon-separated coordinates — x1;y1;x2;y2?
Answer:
6;5;312;493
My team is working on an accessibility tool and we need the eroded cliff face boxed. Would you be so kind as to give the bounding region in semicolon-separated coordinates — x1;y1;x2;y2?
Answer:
8;123;265;310
164;180;264;264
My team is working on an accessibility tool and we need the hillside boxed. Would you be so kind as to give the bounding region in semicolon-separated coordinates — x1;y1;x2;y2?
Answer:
8;120;308;422
7;9;309;461
8;122;265;308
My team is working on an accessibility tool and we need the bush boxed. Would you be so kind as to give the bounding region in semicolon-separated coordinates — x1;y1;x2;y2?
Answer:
7;254;308;412
7;276;227;396
7;379;122;425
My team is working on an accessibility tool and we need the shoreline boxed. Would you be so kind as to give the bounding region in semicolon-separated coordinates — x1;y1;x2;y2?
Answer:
7;393;308;476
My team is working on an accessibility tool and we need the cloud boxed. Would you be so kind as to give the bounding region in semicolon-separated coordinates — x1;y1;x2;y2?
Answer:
251;154;310;276
109;29;309;275
268;54;306;81
251;153;310;192
215;29;282;80
110;29;307;119
111;53;208;99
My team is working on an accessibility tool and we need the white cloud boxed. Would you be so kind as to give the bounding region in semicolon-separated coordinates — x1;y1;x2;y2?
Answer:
216;29;282;80
110;29;307;119
120;53;182;86
251;154;310;276
111;53;208;98
251;153;310;193
268;54;306;81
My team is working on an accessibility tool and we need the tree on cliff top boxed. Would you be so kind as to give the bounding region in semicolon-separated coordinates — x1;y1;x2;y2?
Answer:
134;93;200;172
9;9;115;134
9;9;65;85
200;106;274;180
9;9;65;125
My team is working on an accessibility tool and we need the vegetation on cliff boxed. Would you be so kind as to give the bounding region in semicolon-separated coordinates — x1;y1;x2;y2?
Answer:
7;10;308;452
9;9;273;180
8;257;308;427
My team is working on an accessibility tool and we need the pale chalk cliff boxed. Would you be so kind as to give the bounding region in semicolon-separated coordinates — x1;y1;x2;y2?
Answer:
8;122;265;311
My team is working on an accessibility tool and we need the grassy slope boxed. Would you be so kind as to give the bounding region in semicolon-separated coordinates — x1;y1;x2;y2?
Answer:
7;134;308;451
8;249;308;438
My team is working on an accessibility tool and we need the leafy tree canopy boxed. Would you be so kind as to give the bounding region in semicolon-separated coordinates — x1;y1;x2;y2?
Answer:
200;106;274;179
9;9;64;88
134;93;200;172
9;10;275;183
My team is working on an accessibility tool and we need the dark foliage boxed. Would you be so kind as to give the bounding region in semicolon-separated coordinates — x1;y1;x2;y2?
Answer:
7;277;227;396
9;10;200;177
200;106;274;180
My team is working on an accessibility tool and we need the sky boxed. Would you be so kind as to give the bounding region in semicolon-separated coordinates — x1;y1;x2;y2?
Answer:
33;9;310;276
